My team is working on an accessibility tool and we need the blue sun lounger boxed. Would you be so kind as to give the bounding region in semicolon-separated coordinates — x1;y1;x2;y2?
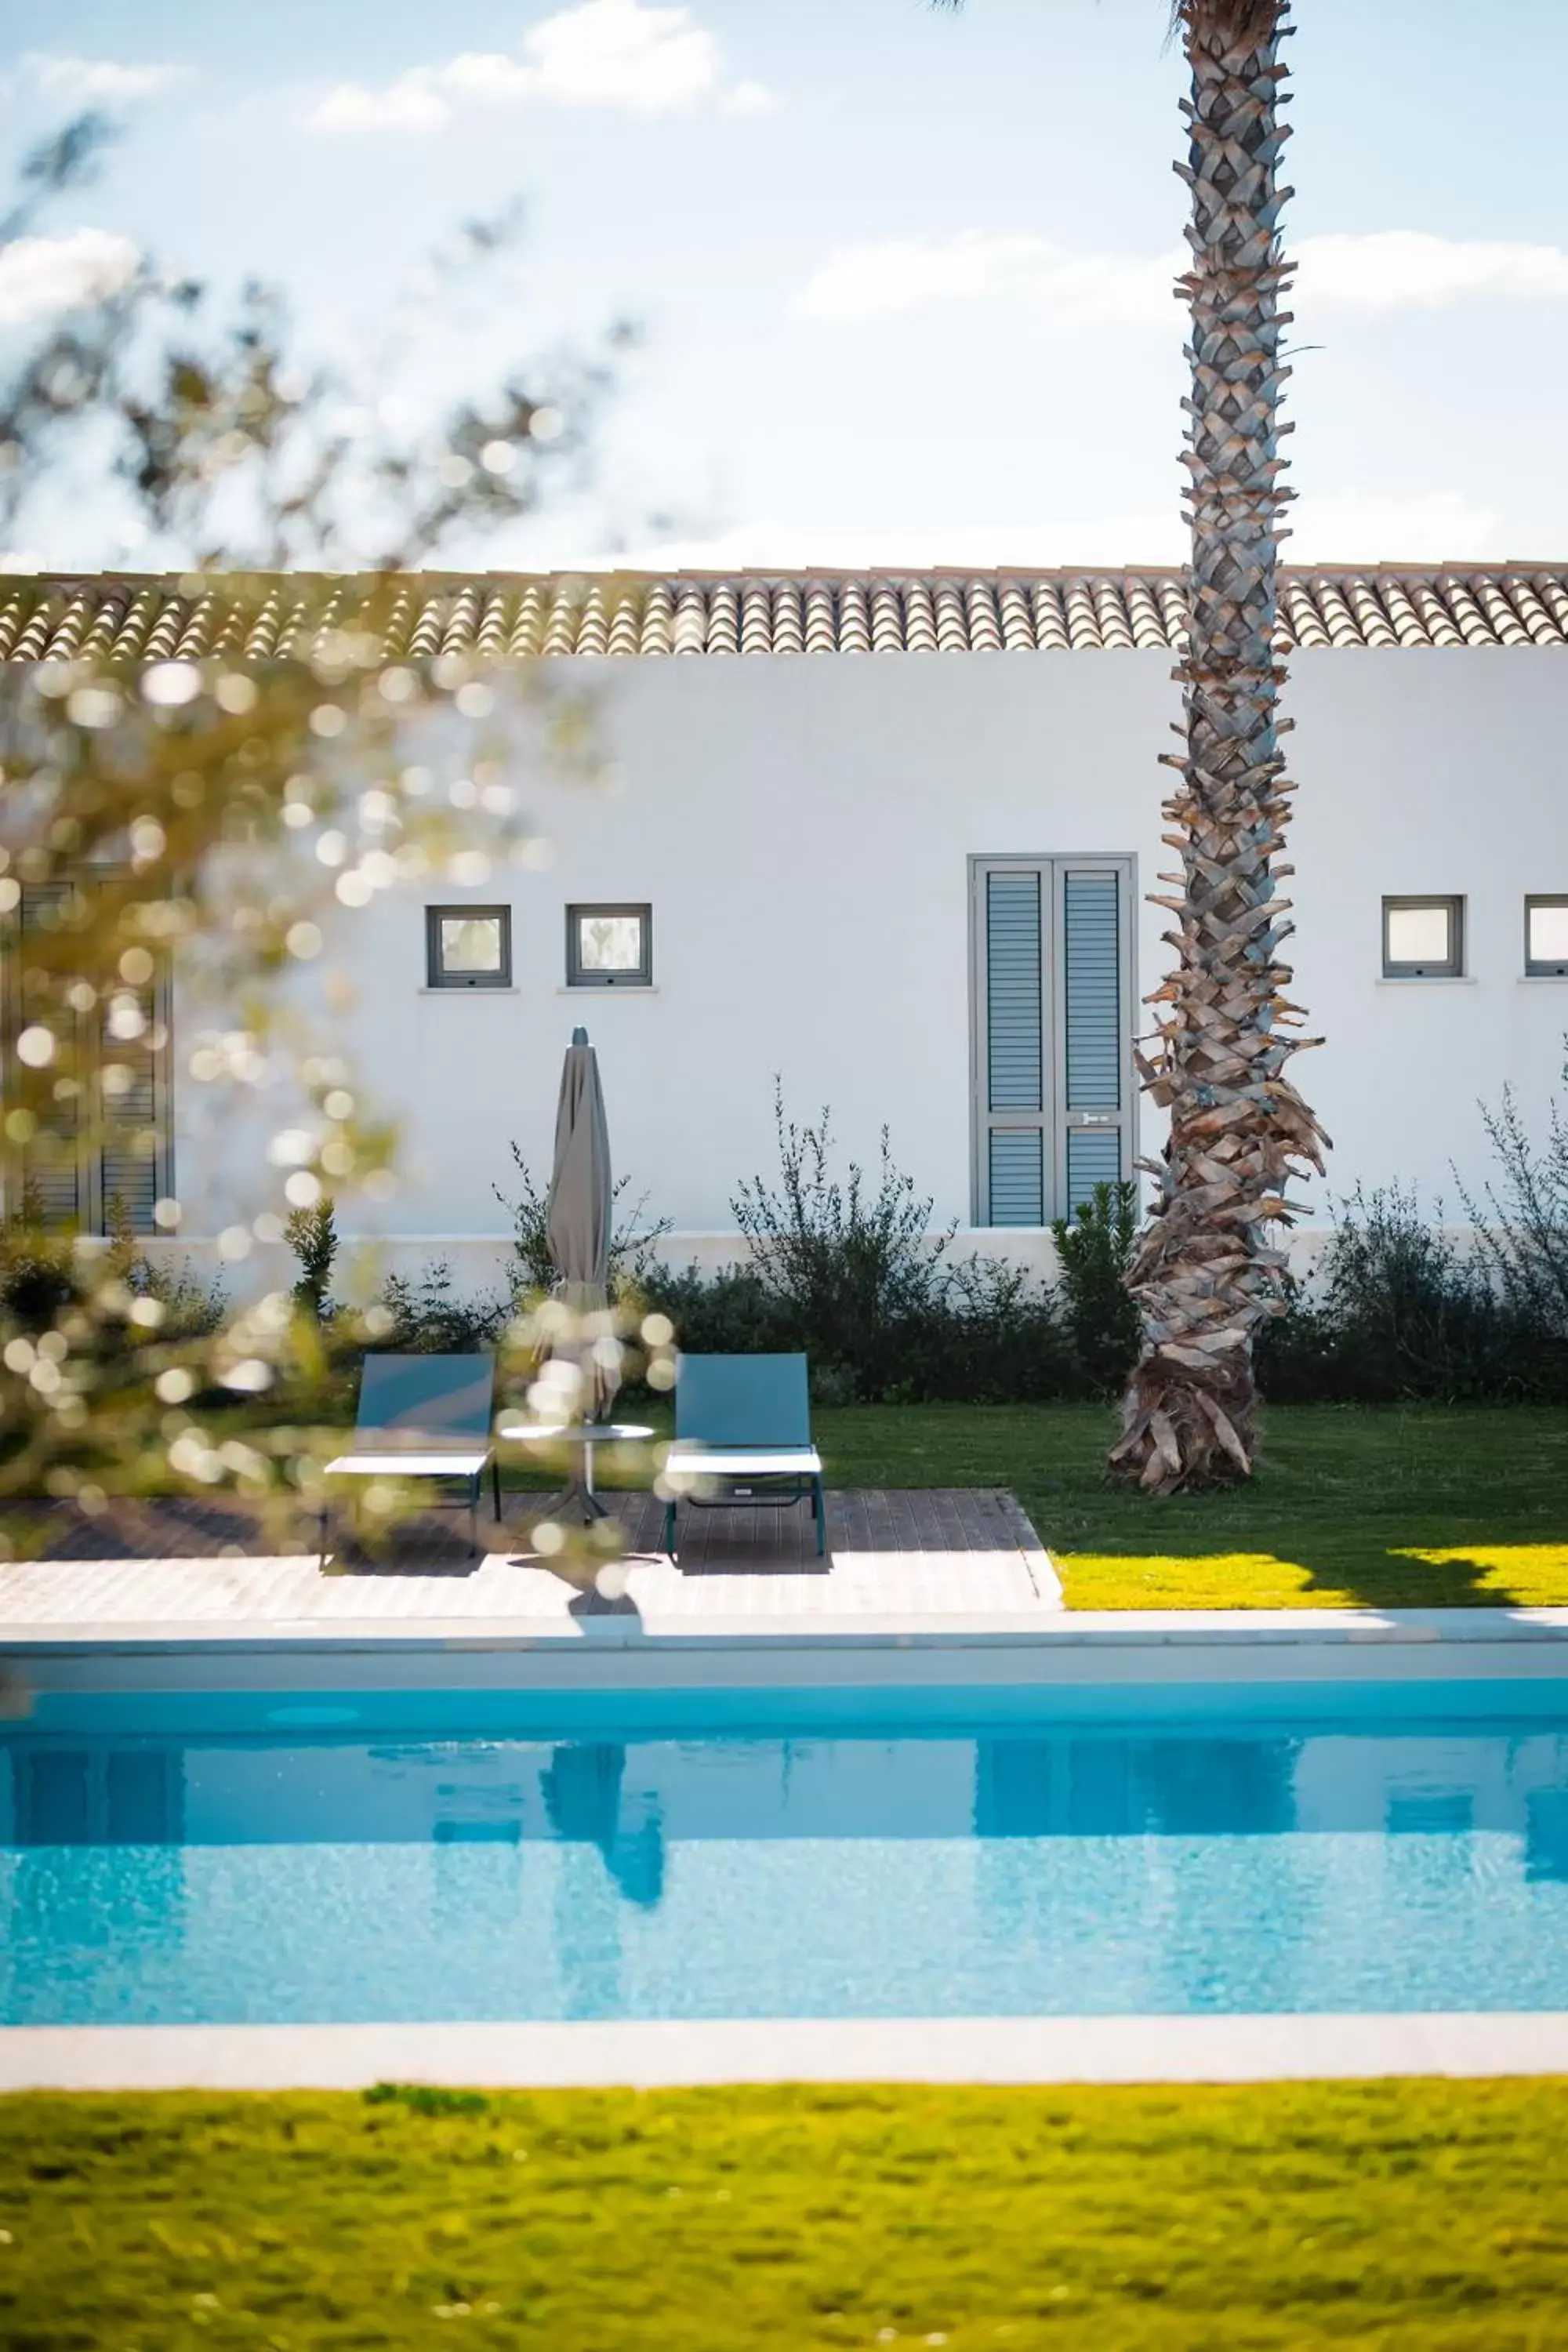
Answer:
661;1352;825;1560
321;1352;500;1563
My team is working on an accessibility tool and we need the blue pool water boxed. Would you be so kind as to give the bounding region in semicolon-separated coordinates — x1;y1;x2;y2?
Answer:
4;1682;1568;2025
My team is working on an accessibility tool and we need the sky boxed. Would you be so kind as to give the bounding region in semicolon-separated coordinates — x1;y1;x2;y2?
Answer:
3;0;1568;573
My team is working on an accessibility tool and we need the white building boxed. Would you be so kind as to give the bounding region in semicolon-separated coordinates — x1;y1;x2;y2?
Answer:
5;564;1568;1295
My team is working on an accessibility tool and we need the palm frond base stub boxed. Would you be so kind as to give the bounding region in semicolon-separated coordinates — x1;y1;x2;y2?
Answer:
1109;1352;1258;1493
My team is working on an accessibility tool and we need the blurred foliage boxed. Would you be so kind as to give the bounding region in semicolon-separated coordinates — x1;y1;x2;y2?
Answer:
2;116;631;570
0;108;631;1531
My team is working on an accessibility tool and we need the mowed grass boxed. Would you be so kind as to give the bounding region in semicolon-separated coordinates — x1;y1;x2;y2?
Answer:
797;1402;1568;1610
3;2082;1568;2350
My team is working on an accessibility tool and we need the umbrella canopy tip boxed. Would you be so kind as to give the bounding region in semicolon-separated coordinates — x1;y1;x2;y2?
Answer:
571;1025;590;1046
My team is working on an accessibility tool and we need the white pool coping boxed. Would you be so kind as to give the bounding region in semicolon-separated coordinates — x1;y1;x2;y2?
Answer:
10;1605;1568;1694
2;2013;1566;2091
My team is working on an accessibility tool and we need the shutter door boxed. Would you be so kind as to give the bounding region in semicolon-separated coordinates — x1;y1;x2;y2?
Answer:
1065;1127;1123;1211
100;979;164;1234
989;1131;1044;1226
977;869;1047;1224
985;873;1042;1114
1061;869;1127;1213
5;885;170;1234
10;887;88;1229
972;857;1133;1225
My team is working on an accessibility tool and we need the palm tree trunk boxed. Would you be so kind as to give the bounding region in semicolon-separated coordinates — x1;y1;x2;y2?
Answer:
1109;0;1328;1494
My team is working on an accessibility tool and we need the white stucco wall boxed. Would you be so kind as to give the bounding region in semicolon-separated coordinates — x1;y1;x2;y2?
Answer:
165;644;1568;1290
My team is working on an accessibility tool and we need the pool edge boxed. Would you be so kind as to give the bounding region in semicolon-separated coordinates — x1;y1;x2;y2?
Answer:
2;2013;1565;2090
9;1606;1568;1695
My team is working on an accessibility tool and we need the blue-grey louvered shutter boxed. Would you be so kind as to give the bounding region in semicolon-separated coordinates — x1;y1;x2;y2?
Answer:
8;886;169;1233
100;978;162;1234
1062;869;1125;1213
12;887;88;1229
984;871;1044;1223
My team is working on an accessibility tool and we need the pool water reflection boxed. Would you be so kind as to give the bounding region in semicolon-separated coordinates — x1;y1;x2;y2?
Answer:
3;1686;1567;2025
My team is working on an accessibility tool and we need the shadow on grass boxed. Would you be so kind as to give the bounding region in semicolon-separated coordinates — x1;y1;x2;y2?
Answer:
1295;1545;1531;1610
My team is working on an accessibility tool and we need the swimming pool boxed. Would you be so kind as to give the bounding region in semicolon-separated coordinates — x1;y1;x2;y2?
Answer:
5;1682;1568;2027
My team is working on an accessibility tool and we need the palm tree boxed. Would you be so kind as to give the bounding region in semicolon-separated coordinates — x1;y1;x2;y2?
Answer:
940;0;1327;1489
1109;0;1327;1492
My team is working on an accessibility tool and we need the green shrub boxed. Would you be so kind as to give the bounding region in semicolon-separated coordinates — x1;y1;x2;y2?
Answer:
627;1091;1074;1406
495;1143;671;1302
1051;1180;1140;1395
1461;1044;1568;1342
637;1260;795;1359
375;1260;509;1354
728;1087;959;1397
0;1179;78;1331
284;1194;339;1320
0;1183;223;1344
1256;1183;1566;1405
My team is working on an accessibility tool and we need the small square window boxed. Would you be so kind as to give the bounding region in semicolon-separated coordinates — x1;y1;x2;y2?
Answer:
1526;896;1568;977
426;906;511;988
567;902;652;987
1383;895;1464;978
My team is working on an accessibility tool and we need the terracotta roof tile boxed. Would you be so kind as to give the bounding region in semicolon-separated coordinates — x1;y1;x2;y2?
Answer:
2;565;1565;663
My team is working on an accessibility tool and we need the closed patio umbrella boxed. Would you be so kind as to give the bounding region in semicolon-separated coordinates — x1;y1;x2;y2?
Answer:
546;1025;618;1421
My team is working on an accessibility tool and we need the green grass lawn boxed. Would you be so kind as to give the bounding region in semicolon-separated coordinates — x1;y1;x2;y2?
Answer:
528;1399;1568;1610
2;2082;1566;2350
801;1401;1568;1610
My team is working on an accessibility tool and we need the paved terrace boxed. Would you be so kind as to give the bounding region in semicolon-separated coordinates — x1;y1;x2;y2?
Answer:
7;1490;1568;1680
0;1487;1061;1642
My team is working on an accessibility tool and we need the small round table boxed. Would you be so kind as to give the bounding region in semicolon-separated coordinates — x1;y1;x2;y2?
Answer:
497;1420;654;1524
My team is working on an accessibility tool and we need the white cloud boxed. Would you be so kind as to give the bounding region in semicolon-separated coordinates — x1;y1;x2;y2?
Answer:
793;232;1174;327
1294;230;1568;313
25;53;189;103
0;229;140;326
306;0;777;134
796;225;1568;329
309;74;449;133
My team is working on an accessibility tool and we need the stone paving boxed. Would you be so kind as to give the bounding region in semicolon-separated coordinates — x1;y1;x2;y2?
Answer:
0;1487;1059;1632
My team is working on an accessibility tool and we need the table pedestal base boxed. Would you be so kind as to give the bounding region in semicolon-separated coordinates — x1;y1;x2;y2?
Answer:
534;1479;610;1528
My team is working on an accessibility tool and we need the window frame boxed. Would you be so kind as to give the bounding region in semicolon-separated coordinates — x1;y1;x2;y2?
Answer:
565;901;654;989
425;904;513;990
1381;894;1465;980
1525;895;1568;978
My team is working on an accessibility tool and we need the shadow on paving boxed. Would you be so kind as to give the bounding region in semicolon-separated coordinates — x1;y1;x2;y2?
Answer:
0;1486;1033;1580
0;1495;487;1570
